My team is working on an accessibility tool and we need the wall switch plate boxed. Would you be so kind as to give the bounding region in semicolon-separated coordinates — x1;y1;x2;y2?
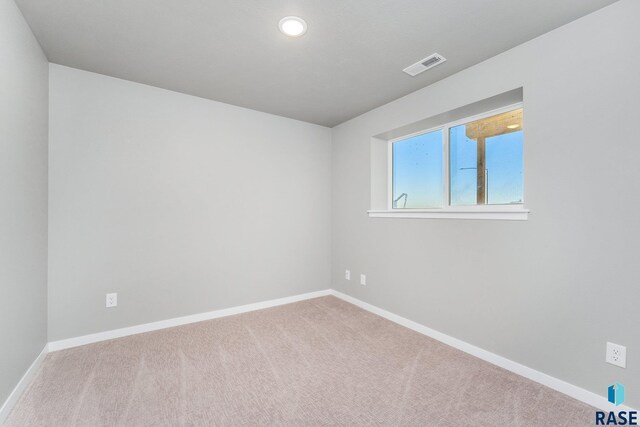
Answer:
360;274;366;286
606;342;626;368
345;270;351;280
106;293;118;308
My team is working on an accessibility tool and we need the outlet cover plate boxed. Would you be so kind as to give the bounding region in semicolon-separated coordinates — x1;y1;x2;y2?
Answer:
606;342;626;368
345;270;351;280
360;274;366;286
106;293;118;308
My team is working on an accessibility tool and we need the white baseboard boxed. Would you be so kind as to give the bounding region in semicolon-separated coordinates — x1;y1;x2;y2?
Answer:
11;288;633;421
0;345;48;425
329;290;635;413
48;289;332;352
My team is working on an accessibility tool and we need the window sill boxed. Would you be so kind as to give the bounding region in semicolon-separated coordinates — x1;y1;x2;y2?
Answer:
367;207;529;221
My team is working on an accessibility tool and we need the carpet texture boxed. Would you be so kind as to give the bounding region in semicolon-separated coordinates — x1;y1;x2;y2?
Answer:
6;296;595;426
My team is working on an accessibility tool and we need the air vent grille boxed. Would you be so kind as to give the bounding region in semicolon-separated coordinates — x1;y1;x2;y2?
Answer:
403;53;446;77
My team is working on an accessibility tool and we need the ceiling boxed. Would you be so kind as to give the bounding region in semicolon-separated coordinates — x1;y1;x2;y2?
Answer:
16;0;618;127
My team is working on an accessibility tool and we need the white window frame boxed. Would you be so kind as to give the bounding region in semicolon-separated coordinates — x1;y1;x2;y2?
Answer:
368;102;529;220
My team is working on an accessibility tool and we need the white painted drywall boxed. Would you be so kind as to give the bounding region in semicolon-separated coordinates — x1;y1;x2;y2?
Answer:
331;0;640;407
48;64;332;341
0;0;49;408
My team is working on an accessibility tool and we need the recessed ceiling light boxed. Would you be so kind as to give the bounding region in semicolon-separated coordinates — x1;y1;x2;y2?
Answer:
279;16;307;37
507;124;520;129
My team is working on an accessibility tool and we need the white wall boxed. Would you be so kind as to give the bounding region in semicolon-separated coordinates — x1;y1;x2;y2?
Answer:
331;0;640;407
0;0;48;409
48;64;332;341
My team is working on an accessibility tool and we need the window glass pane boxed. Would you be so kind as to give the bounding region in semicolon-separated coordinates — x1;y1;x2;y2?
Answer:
392;129;443;208
449;108;523;206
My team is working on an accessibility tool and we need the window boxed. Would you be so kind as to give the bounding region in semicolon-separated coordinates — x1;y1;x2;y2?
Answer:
382;104;527;220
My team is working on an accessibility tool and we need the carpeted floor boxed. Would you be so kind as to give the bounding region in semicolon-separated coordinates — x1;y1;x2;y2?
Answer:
6;296;595;426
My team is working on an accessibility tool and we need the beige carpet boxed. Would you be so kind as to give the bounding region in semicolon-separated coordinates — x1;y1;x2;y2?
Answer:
6;296;594;426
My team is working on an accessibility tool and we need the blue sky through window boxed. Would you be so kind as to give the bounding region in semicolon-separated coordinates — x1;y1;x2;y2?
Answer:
392;130;443;208
450;125;523;205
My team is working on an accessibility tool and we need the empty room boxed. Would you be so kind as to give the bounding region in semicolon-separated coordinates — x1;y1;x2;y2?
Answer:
1;0;638;425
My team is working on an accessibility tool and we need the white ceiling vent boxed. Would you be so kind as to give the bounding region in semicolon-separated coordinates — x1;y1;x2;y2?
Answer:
403;53;446;77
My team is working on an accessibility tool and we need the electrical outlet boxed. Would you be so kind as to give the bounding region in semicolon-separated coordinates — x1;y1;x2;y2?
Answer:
360;274;366;286
606;342;626;368
106;293;118;308
345;270;351;280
